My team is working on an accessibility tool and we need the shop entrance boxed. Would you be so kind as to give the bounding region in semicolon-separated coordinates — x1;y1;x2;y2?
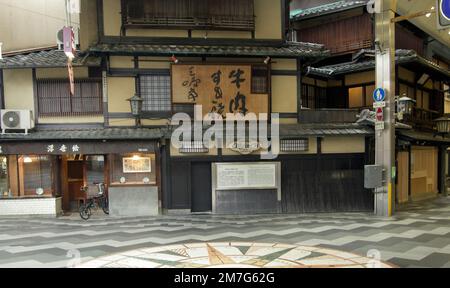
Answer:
61;155;108;212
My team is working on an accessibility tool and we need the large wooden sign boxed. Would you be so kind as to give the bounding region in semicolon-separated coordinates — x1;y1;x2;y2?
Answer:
171;64;269;117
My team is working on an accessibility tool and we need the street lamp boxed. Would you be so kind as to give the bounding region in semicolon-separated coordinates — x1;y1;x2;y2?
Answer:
127;94;144;127
435;117;450;137
396;95;416;121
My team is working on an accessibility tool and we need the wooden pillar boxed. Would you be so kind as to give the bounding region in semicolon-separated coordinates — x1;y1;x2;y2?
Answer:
61;156;70;211
7;155;19;197
439;146;447;196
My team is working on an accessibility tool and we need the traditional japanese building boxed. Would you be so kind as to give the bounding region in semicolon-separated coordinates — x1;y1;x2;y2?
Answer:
291;0;450;206
3;0;445;217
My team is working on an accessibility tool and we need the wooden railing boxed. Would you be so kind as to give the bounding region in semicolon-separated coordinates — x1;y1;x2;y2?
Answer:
125;15;255;31
403;107;440;130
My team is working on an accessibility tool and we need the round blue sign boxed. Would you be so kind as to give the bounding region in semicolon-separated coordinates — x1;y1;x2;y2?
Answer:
373;88;386;102
441;0;450;21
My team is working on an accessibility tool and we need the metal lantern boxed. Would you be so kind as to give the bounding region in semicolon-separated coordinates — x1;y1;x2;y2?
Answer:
435;117;450;135
127;94;144;117
397;96;415;116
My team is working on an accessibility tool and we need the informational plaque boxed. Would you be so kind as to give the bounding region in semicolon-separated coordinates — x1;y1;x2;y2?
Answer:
215;163;278;190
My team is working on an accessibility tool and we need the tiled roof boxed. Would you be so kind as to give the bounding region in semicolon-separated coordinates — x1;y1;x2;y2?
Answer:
307;49;450;79
397;130;450;144
89;42;329;58
0;49;101;69
0;128;165;141
280;123;373;138
0;124;372;142
291;0;367;21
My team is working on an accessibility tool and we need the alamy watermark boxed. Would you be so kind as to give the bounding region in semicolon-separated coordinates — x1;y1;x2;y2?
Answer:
171;105;280;160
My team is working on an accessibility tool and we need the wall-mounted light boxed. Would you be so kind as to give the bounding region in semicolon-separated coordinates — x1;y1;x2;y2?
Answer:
435;117;450;137
23;156;33;163
132;155;141;161
426;6;435;18
127;94;143;127
264;56;271;65
171;55;179;64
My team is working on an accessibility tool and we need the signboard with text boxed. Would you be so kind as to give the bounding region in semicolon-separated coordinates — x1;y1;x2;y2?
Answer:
215;163;278;190
171;64;269;118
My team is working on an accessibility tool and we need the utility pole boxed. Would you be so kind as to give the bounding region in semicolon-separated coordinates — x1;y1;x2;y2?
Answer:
374;0;396;217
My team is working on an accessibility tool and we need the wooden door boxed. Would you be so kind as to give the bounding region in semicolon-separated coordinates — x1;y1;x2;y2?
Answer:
191;162;212;213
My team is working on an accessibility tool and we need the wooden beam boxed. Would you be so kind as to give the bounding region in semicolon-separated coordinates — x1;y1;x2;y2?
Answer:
391;10;436;23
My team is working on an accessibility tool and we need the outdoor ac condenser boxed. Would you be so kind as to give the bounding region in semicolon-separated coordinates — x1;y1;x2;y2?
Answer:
1;109;35;135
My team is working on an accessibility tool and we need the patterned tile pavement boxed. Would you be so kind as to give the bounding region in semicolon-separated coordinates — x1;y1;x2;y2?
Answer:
0;197;449;268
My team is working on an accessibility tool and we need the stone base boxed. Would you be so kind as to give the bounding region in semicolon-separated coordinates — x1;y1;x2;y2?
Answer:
109;186;159;217
0;197;62;216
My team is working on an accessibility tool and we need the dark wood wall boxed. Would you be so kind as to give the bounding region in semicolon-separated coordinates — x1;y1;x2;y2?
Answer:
168;153;374;213
296;13;373;55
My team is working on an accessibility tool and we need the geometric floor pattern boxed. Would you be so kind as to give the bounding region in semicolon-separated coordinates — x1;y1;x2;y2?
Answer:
0;197;449;268
76;242;395;268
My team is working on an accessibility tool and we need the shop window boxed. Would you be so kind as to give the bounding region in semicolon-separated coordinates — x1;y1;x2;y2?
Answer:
0;157;9;197
251;66;269;94
86;156;105;185
37;79;103;116
20;156;54;197
111;154;156;185
140;75;172;112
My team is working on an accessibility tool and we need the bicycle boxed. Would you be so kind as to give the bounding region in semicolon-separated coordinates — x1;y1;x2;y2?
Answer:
79;183;109;220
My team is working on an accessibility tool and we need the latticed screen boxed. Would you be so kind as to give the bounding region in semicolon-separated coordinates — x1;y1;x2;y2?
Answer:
280;139;309;152
140;75;172;112
37;79;102;116
251;65;269;94
123;0;255;31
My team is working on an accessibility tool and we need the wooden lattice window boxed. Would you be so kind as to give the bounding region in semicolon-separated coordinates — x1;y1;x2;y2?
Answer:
37;79;102;117
122;0;255;31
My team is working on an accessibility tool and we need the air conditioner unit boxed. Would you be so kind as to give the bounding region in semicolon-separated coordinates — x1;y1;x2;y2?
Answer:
57;27;80;50
1;110;35;135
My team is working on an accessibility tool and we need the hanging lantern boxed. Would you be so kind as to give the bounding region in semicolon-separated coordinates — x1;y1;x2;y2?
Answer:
435;117;450;135
127;94;144;117
397;96;416;116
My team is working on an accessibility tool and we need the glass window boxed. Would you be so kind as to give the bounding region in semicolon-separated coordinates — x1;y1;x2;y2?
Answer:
86;156;105;185
251;66;268;94
140;75;172;112
20;156;54;197
0;157;8;197
348;87;364;108
111;154;156;185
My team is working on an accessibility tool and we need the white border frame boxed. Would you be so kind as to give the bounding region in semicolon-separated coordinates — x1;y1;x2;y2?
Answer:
122;157;152;173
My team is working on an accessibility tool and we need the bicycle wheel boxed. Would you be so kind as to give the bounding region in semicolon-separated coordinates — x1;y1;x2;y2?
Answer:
79;204;91;220
101;197;109;215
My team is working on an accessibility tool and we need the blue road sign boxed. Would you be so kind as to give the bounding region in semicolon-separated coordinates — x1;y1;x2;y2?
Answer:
373;88;386;102
441;0;450;21
438;0;450;29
